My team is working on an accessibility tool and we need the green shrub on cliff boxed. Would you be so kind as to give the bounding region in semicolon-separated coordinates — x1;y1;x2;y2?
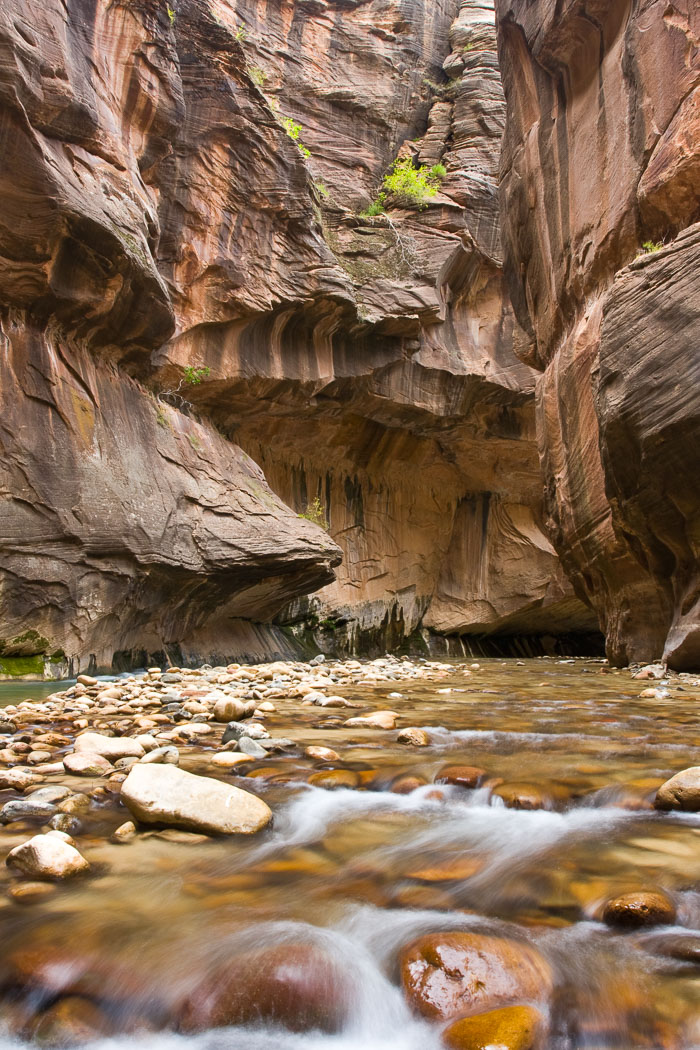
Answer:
283;118;311;159
362;158;446;216
299;497;329;531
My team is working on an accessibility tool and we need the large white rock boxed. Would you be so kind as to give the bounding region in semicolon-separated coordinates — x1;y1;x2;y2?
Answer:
74;732;145;759
120;764;272;835
6;834;90;879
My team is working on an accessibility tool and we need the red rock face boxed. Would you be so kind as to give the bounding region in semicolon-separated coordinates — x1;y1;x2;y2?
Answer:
496;0;700;666
0;0;597;670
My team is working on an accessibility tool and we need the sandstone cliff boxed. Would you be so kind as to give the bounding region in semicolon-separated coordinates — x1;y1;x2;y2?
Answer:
496;0;700;667
0;0;596;674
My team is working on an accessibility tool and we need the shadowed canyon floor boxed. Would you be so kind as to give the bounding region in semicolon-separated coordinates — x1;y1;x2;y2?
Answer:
0;658;699;1047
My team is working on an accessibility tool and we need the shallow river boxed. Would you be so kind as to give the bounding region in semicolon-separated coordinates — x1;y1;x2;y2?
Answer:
1;657;699;1049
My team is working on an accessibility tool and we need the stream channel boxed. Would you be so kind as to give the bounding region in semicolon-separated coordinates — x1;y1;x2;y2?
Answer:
0;656;698;1049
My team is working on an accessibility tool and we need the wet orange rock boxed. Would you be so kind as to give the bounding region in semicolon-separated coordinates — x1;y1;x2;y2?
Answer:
435;766;487;789
308;769;361;790
180;942;351;1033
602;891;676;929
391;775;427;795
400;932;552;1021
443;1004;544;1050
492;783;551;810
28;996;112;1044
406;856;483;882
655;767;700;812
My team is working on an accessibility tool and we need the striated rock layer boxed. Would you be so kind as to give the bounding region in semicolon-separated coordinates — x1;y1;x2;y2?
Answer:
0;0;596;673
496;0;700;667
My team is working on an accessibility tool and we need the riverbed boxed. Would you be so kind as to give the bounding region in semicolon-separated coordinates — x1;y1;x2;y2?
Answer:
0;656;698;1049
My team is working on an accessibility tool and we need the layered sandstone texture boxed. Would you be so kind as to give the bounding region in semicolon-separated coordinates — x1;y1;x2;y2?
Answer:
153;0;595;653
496;0;700;667
0;0;340;674
0;0;593;672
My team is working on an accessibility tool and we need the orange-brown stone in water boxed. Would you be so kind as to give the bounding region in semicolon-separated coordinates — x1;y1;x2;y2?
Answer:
492;783;550;810
443;1004;544;1050
406;856;483;882
435;765;486;789
400;932;552;1021
180;942;351;1033
391;774;427;794
602;891;676;928
308;769;360;790
28;996;112;1044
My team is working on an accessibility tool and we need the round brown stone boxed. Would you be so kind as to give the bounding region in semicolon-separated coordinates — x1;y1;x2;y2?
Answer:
602;891;676;928
180;942;351;1033
435;766;486;789
443;1005;544;1050
492;783;550;810
400;932;551;1021
308;769;360;790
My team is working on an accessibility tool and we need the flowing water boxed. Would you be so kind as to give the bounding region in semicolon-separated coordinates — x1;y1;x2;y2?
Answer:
1;657;699;1048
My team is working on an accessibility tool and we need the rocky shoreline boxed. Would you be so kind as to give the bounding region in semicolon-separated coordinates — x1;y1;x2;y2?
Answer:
0;656;699;1046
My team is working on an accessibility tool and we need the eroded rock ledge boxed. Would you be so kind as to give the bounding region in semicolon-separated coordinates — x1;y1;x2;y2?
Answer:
0;0;597;674
496;0;700;667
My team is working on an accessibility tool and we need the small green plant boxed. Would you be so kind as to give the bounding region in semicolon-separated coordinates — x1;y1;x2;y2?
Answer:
360;199;386;218
183;366;210;385
249;65;267;88
363;157;446;214
155;406;169;428
166;4;175;23
234;23;247;41
187;433;202;451
159;366;211;411
283;117;311;159
642;240;663;254
299;496;329;531
313;179;329;200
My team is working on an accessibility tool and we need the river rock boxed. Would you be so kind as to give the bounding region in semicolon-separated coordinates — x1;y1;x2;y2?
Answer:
397;727;430;746
120;764;272;834
493;783;550;810
0;769;41;790
112;821;137;843
655;767;700;811
7;881;57;904
26;786;72;803
211;752;253;769
0;798;57;824
308;769;360;790
30;995;111;1044
400;932;552;1021
435;765;487;789
180;941;351;1033
237;737;268;758
6;834;89;879
222;721;269;744
443;1005;544;1050
64;752;113;776
602;891;676;928
49;814;83;835
344;711;398;730
74;733;145;759
139;746;180;765
304;746;340;762
213;697;247;722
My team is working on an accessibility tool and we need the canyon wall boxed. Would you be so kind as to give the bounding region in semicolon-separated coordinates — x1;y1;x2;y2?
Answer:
0;0;596;675
495;0;700;667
